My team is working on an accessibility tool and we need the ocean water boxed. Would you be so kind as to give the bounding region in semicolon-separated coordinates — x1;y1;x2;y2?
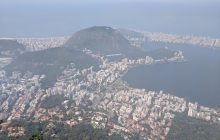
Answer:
123;45;220;108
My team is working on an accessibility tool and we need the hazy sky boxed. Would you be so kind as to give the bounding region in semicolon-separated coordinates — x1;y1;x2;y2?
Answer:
1;0;220;4
0;0;220;37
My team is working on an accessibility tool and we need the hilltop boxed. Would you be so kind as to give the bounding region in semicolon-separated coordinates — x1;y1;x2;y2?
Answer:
65;26;146;59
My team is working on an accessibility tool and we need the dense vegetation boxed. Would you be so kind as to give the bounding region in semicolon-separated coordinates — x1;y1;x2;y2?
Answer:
29;132;44;140
4;47;99;89
65;26;147;59
0;132;8;140
167;113;220;140
0;120;124;140
40;94;66;109
146;47;175;60
0;39;25;57
3;27;178;90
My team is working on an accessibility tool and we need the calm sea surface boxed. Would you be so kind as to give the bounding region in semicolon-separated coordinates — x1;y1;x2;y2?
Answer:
123;46;220;108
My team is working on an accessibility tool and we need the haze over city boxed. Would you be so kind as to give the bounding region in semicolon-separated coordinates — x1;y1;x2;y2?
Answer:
0;0;220;140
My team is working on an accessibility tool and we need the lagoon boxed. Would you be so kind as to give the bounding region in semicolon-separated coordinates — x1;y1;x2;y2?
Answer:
123;46;220;108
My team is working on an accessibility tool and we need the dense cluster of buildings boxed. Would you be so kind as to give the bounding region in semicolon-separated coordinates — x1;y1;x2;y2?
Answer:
0;48;219;139
0;31;220;139
124;29;220;49
144;32;220;48
17;37;69;51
